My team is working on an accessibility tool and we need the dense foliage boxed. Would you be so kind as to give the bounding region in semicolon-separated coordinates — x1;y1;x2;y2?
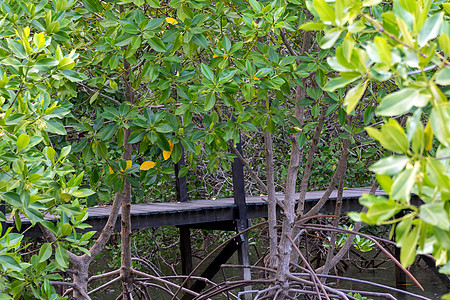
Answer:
305;0;450;271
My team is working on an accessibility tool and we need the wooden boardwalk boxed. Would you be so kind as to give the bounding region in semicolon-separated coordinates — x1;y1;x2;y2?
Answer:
10;187;383;236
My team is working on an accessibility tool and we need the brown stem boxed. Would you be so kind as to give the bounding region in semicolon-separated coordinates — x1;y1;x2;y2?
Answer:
322;117;352;275
119;5;135;298
300;224;424;291
287;234;330;300
296;106;327;216
264;129;278;270
88;269;121;282
303;137;351;219
88;193;122;259
315;181;378;274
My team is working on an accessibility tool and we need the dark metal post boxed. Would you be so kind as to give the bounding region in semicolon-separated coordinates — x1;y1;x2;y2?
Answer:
176;144;192;276
232;139;252;284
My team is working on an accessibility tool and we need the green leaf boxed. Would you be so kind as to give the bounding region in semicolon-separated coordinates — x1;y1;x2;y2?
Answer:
319;29;342;49
2;192;22;207
297;99;313;106
366;200;399;224
89;90;99;104
23;207;44;223
128;131;146;144
376;88;429;116
376;174;393;194
46;147;56;165
297;132;306;147
73;189;96;198
56;0;68;10
299;22;328;31
33;58;59;72
374;36;391;64
426;159;450;190
7;40;27;59
439;34;450;56
344;80;367;114
363;106;374;125
323;76;360;92
59;145;71;160
391;166;418;202
0;255;21;271
204;93;216;111
82;0;101;12
148;37;166;52
420;203;450;231
217;69;237;84
16;134;30;152
378;120;409;154
248;0;262;12
369;156;409;175
430;105;450;147
395;215;413;247
147;0;160;8
313;0;335;24
201;63;214;82
45;119;67;135
56;57;74;71
4;113;25;125
400;225;419;267
55;244;69;269
417;12;443;47
155;123;173;133
435;67;450;86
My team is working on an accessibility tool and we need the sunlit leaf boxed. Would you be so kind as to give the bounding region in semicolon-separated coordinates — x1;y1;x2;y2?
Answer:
140;161;156;170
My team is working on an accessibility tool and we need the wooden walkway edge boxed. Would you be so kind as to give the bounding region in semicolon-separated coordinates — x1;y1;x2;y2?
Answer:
12;187;384;236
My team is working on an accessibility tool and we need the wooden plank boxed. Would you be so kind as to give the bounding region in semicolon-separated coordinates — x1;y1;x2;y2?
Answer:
6;188;387;236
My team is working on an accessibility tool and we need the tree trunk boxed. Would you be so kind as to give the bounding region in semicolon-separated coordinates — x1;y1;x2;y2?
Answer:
274;87;306;298
120;18;135;295
72;256;91;300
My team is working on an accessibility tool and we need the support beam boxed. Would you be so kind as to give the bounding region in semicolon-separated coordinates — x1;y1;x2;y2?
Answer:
180;226;193;276
394;212;406;289
181;238;241;300
231;139;252;285
175;144;192;277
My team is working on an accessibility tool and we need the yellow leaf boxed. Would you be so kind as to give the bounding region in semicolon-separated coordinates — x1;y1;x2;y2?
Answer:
61;193;71;202
163;141;174;160
424;122;433;152
121;160;133;171
166;17;178;25
213;54;219;58
109;166;114;174
140;161;156;170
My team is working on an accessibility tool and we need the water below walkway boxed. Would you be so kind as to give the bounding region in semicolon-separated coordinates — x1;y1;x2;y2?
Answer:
90;250;448;299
